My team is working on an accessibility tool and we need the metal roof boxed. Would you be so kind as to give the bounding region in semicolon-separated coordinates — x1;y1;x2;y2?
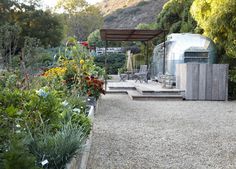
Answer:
100;29;165;41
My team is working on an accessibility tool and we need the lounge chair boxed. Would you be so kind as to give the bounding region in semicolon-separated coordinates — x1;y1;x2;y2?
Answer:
133;65;148;83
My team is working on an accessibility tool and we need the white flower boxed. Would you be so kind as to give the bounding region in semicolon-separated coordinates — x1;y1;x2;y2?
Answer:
36;89;48;98
15;130;21;133
73;108;81;113
16;124;21;128
61;100;69;107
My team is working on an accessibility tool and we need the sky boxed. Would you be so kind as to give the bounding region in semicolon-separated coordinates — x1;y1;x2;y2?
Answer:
42;0;102;8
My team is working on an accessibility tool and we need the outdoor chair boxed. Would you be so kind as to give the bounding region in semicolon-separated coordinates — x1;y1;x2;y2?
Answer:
119;73;128;81
133;65;148;83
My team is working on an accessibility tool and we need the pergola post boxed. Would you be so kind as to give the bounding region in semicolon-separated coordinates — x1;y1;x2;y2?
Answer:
105;40;108;91
146;41;149;67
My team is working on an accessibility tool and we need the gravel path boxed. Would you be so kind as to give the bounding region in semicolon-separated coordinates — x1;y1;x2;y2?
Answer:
87;94;236;169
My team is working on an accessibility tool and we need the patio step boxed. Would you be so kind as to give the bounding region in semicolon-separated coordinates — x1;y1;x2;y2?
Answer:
106;90;128;94
135;86;185;96
108;86;136;90
127;91;184;101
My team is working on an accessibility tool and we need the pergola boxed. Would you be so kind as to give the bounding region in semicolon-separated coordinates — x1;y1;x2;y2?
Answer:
100;29;167;89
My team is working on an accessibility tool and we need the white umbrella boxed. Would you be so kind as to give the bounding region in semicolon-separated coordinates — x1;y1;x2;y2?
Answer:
126;50;133;71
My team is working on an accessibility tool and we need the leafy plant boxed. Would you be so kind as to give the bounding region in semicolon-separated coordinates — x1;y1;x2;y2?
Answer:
94;53;126;74
28;123;88;169
3;140;42;169
80;76;105;99
229;68;236;99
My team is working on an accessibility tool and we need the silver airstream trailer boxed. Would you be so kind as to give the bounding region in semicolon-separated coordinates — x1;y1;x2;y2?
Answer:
151;33;217;79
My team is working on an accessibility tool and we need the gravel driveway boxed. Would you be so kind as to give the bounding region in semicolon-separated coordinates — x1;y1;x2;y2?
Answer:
87;94;236;169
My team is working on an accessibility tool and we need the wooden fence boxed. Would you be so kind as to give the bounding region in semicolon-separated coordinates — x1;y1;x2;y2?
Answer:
176;63;229;101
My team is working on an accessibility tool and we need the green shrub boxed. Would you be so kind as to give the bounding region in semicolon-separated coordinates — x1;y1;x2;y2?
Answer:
28;123;88;169
94;53;126;74
3;140;42;169
229;68;236;99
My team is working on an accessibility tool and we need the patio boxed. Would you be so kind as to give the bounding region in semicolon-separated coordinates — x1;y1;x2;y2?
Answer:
106;76;185;100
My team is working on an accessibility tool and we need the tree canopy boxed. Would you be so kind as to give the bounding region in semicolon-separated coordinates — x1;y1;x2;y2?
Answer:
56;0;88;14
0;0;64;47
87;29;104;48
156;0;197;34
191;0;236;61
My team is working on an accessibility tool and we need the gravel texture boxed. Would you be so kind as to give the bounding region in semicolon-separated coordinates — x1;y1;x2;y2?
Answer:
87;94;236;169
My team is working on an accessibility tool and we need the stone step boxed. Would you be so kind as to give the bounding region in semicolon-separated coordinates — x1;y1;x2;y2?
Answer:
108;86;136;90
135;86;185;96
127;91;184;101
106;90;128;94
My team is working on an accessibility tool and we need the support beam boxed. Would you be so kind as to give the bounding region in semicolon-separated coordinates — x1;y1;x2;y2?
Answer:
105;41;108;91
146;41;149;67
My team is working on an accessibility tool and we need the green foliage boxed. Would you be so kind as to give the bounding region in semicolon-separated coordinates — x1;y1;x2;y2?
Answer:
191;0;236;98
0;24;21;69
0;83;92;169
56;0;88;14
19;10;64;47
87;29;105;48
229;68;236;99
63;63;78;89
28;123;87;169
136;22;158;30
94;53;126;74
3;140;41;169
156;0;197;43
1;1;64;47
79;76;105;100
61;5;104;40
87;29;121;48
74;114;92;135
191;0;236;60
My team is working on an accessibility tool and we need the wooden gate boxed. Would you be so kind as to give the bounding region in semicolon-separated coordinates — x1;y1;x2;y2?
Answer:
176;63;229;101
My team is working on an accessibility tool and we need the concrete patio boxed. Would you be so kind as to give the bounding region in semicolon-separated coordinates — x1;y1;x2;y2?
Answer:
106;76;185;100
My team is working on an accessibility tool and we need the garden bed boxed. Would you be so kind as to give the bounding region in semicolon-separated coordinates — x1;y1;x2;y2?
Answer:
66;105;95;169
0;38;105;169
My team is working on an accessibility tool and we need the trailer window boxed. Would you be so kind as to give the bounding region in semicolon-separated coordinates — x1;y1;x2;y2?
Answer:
184;52;208;63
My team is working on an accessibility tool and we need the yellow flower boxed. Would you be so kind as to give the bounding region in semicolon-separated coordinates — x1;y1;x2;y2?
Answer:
44;67;66;78
80;59;85;65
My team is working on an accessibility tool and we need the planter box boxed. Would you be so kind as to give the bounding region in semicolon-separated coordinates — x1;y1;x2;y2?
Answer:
66;105;95;169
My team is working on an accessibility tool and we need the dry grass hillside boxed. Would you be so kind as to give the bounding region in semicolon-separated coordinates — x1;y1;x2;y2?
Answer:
97;0;168;29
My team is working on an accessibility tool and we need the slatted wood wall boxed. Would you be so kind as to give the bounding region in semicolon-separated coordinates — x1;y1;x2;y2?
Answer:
176;63;229;101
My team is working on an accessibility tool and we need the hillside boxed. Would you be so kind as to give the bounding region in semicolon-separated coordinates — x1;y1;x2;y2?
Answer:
97;0;169;29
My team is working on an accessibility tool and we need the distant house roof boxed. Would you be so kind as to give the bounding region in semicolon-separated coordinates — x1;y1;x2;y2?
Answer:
100;29;166;41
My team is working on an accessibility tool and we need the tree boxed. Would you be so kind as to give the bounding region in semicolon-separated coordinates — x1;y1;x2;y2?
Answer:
62;5;104;40
56;0;88;14
0;24;20;69
1;0;64;47
94;53;126;74
15;10;64;47
156;0;197;34
191;0;236;99
191;0;236;61
87;29;104;48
